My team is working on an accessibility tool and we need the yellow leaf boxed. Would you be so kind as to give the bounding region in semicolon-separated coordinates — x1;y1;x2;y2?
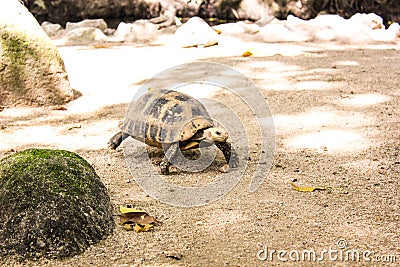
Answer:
119;206;156;224
290;182;331;192
123;223;134;231
242;48;259;57
242;50;253;57
134;223;153;233
214;28;222;34
119;206;145;214
90;43;111;49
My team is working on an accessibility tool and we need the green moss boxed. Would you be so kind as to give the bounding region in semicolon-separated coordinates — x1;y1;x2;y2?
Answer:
0;148;97;198
0;26;66;98
0;148;114;260
0;30;37;90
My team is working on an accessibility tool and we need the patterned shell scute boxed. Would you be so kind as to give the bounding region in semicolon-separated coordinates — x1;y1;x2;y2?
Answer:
122;89;214;146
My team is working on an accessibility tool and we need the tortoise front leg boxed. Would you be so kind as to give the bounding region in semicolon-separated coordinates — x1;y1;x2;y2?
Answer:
216;142;238;170
160;142;179;175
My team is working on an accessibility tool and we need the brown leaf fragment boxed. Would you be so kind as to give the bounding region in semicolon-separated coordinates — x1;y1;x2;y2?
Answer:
119;212;157;225
119;206;160;232
164;251;183;260
90;43;112;49
54;106;67;111
68;125;82;130
123;223;134;231
134;223;153;233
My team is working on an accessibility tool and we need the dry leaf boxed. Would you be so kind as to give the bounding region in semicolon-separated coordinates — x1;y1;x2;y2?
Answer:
68;125;81;130
123;223;133;231
242;48;259;57
55;106;67;111
134;223;153;233
119;206;158;232
120;206;145;214
242;50;253;57
290;182;331;192
214;28;222;34
90;43;112;49
119;212;156;225
164;251;183;260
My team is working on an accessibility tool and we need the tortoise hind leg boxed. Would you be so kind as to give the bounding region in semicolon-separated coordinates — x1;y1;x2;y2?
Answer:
108;132;129;149
160;143;179;175
216;142;238;171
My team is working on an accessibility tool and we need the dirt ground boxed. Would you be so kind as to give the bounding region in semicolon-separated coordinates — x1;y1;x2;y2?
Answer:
0;37;399;266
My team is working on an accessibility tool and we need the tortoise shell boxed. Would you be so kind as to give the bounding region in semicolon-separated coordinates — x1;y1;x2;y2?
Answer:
122;89;216;147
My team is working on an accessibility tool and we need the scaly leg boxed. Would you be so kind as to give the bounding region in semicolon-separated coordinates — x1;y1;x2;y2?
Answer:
159;142;179;175
216;142;239;171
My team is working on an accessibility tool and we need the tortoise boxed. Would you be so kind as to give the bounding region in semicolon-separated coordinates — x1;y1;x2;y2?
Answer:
108;89;238;175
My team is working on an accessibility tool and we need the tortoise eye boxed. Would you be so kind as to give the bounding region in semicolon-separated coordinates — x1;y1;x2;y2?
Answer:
216;131;221;135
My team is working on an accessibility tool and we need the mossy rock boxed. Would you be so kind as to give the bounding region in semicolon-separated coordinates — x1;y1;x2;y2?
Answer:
0;0;81;107
0;149;114;260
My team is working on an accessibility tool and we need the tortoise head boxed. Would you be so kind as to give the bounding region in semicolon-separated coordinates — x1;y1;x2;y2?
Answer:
203;127;228;143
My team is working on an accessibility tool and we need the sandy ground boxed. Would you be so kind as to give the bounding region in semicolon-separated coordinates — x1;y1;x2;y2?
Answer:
0;36;399;266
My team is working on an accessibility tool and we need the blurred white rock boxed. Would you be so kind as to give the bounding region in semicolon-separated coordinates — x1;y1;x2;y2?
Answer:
59;27;108;45
338;13;396;43
172;17;218;47
337;29;373;44
388;22;400;38
311;15;347;41
110;20;159;42
284;13;399;44
286;14;343;41
66;19;108;33
348;13;384;30
368;22;400;42
213;21;260;36
41;21;64;37
110;22;131;41
309;14;348;29
44;12;399;46
259;23;310;42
